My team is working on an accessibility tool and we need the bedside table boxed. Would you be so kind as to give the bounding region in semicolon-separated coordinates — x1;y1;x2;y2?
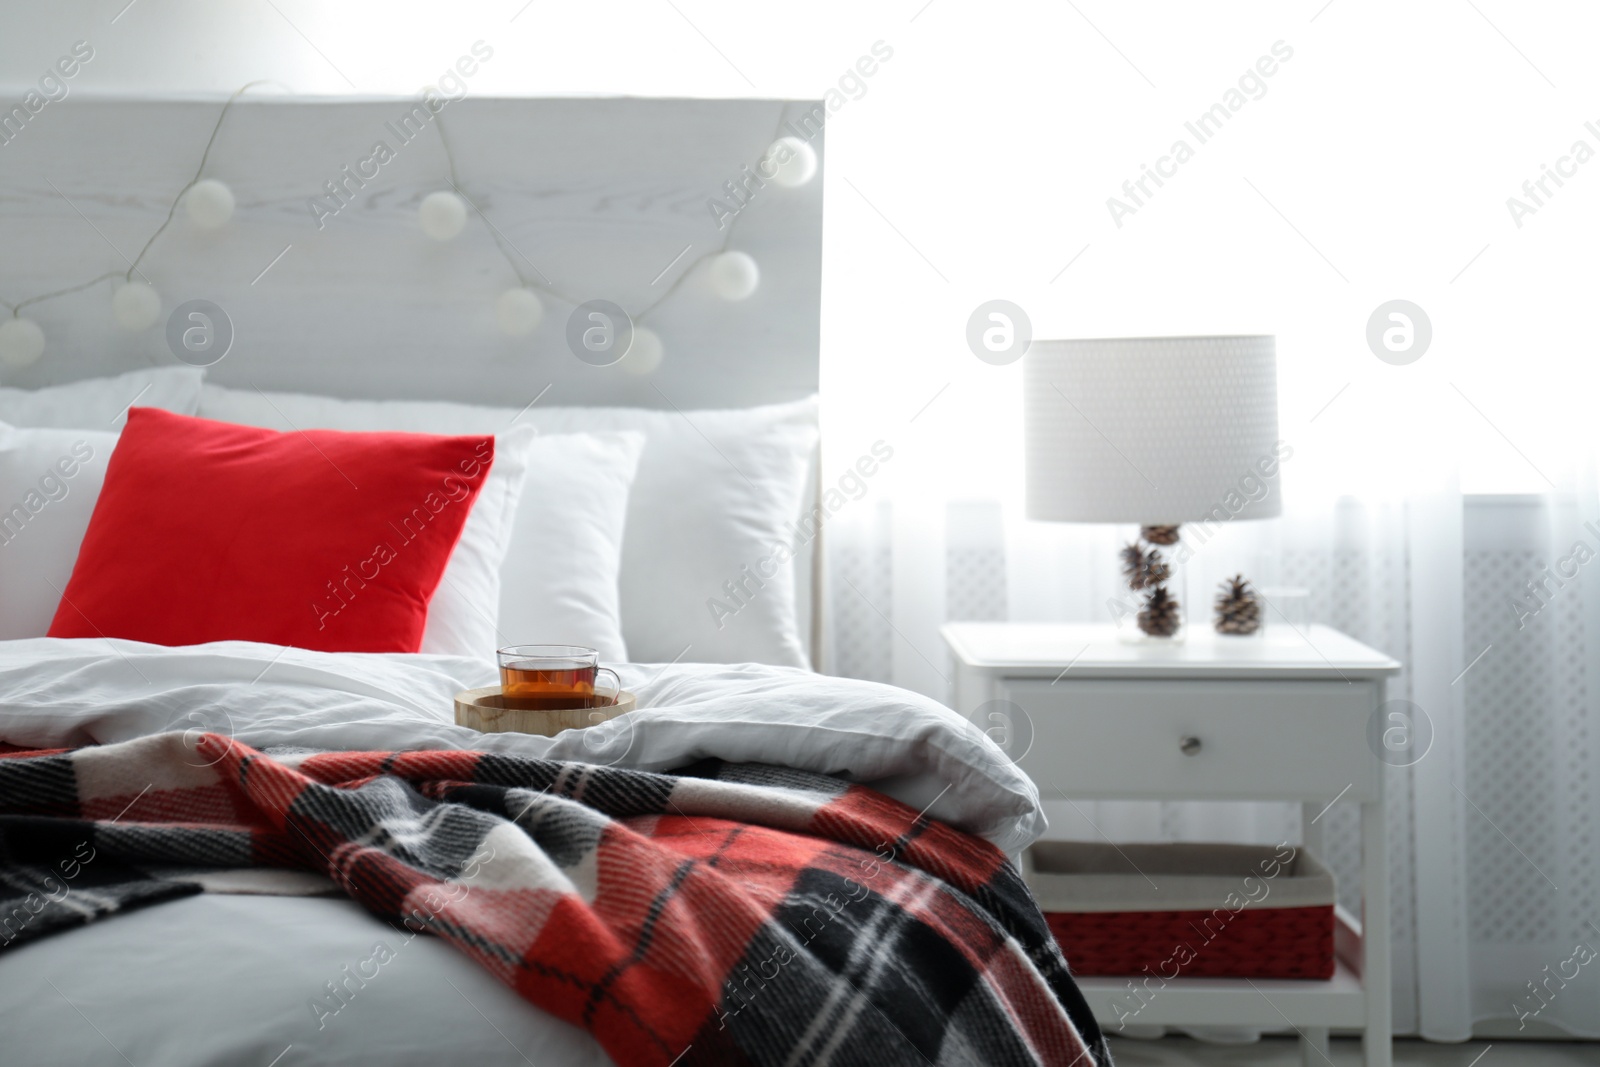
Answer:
941;622;1402;1067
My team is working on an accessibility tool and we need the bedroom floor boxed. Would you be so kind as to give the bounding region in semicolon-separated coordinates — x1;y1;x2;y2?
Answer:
1105;1036;1597;1065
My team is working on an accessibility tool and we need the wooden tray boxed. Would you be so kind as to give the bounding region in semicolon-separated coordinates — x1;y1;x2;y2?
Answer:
454;687;636;736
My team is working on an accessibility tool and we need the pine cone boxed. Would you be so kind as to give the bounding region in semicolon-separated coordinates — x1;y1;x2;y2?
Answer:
1214;574;1261;635
1138;585;1181;637
1141;524;1181;546
1121;543;1172;591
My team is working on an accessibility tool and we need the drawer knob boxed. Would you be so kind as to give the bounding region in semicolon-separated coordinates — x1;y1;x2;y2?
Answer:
1179;736;1203;756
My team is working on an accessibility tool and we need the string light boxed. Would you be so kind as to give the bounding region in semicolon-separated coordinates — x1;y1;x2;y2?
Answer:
419;191;468;241
620;326;663;376
103;83;268;334
707;251;759;300
765;136;817;187
186;179;235;228
0;318;45;368
0;92;798;374
111;282;161;331
496;287;544;336
429;108;793;373
0;85;273;367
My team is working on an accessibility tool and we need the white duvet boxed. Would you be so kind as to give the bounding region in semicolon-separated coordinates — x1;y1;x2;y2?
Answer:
0;638;1044;1067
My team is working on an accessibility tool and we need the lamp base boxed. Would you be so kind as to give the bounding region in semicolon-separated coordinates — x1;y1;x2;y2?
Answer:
1111;524;1187;641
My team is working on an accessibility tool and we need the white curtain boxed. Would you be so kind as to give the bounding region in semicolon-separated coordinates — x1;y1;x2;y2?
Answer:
1458;486;1600;1037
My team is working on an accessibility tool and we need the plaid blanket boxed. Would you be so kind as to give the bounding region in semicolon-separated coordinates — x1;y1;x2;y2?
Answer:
0;732;1110;1067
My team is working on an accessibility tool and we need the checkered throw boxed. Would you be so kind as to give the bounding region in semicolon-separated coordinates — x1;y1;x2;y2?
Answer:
0;733;1110;1066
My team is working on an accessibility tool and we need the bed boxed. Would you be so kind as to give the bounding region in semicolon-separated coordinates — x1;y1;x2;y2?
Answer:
0;641;1110;1065
0;97;1110;1066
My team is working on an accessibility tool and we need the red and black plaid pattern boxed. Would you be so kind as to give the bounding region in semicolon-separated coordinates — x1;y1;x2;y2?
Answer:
0;732;1110;1067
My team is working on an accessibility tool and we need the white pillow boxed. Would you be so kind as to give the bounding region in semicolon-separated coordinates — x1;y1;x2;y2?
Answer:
0;368;203;429
421;424;537;659
0;422;116;639
491;431;642;660
585;399;818;667
197;385;818;666
423;428;642;662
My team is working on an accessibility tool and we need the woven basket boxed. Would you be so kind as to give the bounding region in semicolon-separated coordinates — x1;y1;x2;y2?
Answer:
1024;841;1336;980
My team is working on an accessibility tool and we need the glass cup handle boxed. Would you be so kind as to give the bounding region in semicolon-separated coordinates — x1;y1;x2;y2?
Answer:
594;667;622;705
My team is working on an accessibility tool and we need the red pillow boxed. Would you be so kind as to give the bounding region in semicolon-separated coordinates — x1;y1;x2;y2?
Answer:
48;408;495;653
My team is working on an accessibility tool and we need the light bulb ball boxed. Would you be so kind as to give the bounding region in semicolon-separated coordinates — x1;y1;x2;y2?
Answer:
707;251;760;301
112;283;161;331
186;179;235;228
765;136;818;188
621;326;663;376
496;288;544;336
419;191;468;241
0;318;46;368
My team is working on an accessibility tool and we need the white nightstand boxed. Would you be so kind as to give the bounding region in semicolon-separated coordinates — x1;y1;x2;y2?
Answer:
942;622;1402;1067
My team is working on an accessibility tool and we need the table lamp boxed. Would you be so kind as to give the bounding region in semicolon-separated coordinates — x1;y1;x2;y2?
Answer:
1024;335;1283;639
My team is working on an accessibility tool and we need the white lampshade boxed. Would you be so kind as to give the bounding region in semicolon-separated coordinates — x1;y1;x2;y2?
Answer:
1024;336;1281;524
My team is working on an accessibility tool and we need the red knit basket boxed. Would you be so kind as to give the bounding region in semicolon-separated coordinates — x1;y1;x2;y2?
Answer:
1047;903;1335;979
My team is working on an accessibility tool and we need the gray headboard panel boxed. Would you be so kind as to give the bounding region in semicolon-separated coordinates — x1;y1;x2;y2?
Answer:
0;94;824;665
0;96;821;410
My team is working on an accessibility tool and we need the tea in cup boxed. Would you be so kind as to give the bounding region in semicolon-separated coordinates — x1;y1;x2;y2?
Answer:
497;644;621;710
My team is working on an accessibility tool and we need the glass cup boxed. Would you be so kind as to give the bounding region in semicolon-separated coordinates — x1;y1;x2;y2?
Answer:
496;645;621;710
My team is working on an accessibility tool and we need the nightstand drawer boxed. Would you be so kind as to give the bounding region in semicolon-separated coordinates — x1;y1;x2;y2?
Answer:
999;678;1381;802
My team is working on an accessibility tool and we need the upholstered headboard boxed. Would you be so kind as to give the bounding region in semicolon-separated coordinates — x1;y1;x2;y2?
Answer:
0;94;825;661
0;95;820;406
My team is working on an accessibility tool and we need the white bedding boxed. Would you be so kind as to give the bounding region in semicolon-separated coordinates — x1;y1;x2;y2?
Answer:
0;638;1045;1067
4;893;612;1067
